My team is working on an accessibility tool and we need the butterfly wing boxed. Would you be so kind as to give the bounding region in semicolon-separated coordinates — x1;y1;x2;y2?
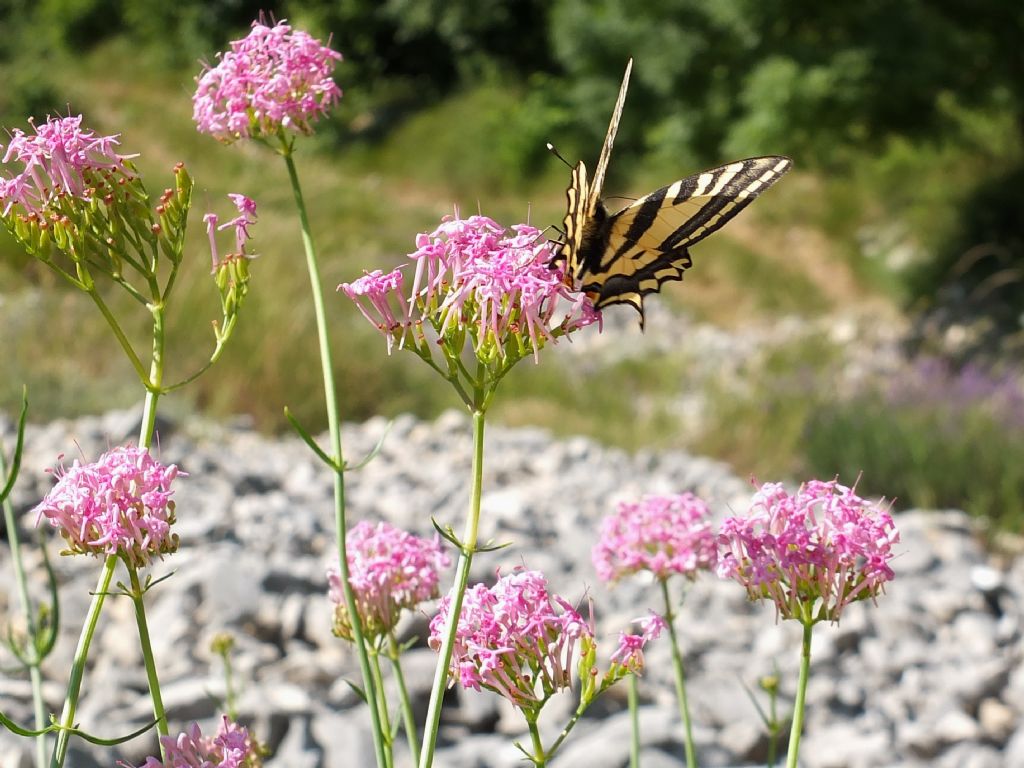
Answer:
556;59;632;281
588;58;633;214
582;156;793;323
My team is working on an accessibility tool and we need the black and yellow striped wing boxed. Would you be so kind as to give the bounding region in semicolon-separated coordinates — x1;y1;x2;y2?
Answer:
579;156;793;322
552;58;792;328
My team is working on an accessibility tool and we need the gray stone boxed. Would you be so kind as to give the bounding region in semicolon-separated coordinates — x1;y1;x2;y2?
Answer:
3;410;1023;768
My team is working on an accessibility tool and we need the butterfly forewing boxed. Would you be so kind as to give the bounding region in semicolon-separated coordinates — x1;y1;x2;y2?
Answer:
588;58;632;215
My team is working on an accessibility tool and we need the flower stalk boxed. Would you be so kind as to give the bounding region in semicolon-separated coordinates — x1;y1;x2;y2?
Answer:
628;673;640;768
661;579;697;768
419;407;486;768
1;406;54;768
128;564;169;739
50;556;116;767
386;632;421;766
785;622;813;768
280;140;387;768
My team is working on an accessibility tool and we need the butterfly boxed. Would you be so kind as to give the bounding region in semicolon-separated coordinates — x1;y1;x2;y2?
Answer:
550;59;793;328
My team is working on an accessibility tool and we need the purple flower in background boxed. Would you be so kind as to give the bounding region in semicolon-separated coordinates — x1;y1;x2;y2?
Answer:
717;479;899;624
429;569;591;708
0;114;133;216
886;356;1024;430
340;213;600;362
328;521;450;641
33;446;182;568
132;716;261;767
193;18;342;142
593;493;718;584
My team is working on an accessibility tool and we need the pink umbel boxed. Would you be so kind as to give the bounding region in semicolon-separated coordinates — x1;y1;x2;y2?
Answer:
193;18;342;142
327;520;450;641
340;213;600;360
717;479;899;623
0;114;133;216
134;716;261;768
593;493;718;583
33;446;182;568
428;569;591;708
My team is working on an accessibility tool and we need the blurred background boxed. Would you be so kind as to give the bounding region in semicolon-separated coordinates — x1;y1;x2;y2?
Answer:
1;0;1023;529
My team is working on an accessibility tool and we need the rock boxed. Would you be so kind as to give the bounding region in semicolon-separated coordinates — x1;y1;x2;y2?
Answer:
0;410;1020;767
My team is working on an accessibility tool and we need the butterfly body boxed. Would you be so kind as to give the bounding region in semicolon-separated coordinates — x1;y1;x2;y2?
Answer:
553;59;792;327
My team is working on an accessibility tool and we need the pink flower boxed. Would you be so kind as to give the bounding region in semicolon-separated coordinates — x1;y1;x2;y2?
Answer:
717;479;899;624
328;521;450;641
206;193;258;273
193;18;342;142
338;268;409;354
0;115;133;216
593;493;718;583
33;446;183;568
340;213;600;363
429;569;591;709
131;716;261;767
609;611;667;671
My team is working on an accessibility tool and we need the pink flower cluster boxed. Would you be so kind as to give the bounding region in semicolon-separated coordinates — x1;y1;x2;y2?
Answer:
205;193;259;272
193;19;342;142
32;446;182;568
609;611;667;672
340;214;600;359
717;479;899;623
429;569;590;708
134;716;260;768
593;493;718;583
0;114;132;216
328;521;450;641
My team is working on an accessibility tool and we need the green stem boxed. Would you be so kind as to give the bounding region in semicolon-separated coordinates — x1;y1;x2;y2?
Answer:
661;579;697;768
387;632;421;766
544;704;585;759
0;442;48;768
526;712;546;768
628;674;640;768
281;144;386;768
50;556;116;768
368;649;394;768
418;408;486;768
138;306;165;448
127;565;168;741
785;623;813;768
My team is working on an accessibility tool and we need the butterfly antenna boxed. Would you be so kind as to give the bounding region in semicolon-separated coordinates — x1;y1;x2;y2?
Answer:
546;142;574;169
